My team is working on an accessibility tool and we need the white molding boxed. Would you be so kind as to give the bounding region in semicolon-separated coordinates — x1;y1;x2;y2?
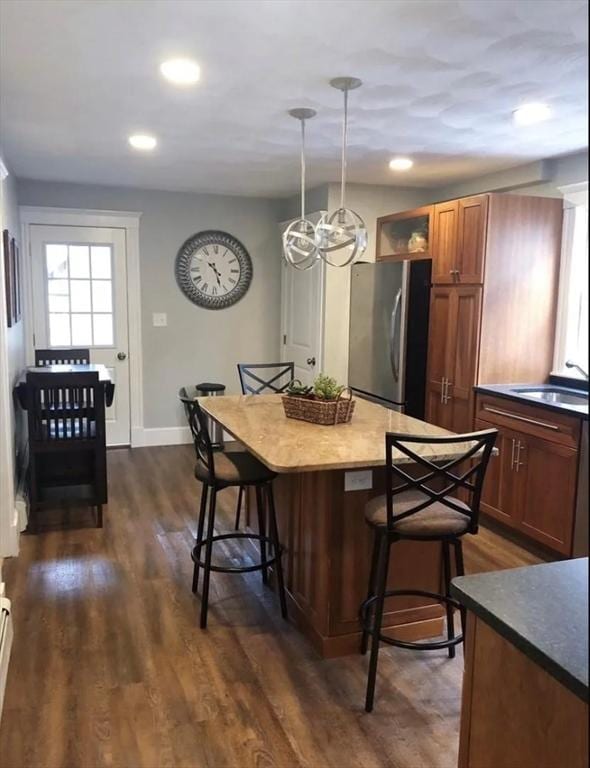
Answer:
0;159;8;181
19;206;145;446
137;426;192;447
559;182;589;208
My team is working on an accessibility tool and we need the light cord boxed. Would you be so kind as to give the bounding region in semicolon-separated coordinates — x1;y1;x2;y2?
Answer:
300;118;306;220
340;87;348;210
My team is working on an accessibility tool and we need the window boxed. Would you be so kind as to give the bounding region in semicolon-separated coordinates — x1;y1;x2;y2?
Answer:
554;185;588;378
45;243;114;347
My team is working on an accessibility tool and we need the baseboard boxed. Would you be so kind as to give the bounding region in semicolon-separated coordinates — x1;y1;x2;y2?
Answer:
131;426;234;448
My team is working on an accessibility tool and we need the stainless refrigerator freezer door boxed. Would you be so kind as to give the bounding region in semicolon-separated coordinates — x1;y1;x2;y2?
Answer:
348;261;408;404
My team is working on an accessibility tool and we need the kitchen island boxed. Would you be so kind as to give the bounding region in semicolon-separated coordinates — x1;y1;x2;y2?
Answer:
201;394;472;657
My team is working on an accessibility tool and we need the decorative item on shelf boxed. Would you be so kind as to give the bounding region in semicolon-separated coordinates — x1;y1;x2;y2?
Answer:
408;228;428;253
282;108;321;271
175;230;252;309
282;373;355;425
315;77;368;267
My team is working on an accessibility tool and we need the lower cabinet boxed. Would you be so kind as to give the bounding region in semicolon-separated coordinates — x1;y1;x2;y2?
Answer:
475;395;581;555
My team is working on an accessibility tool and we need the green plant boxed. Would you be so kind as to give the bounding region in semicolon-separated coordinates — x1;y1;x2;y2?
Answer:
312;373;345;401
286;379;313;397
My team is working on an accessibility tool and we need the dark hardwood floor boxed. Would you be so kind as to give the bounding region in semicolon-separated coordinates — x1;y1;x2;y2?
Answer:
0;445;543;768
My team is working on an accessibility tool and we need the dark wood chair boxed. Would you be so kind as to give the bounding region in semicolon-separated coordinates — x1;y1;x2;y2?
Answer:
234;362;295;530
34;348;90;366
237;362;295;395
360;428;497;712
179;390;287;629
25;370;107;531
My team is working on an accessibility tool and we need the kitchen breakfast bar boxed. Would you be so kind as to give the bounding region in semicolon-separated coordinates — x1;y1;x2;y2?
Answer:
201;394;472;657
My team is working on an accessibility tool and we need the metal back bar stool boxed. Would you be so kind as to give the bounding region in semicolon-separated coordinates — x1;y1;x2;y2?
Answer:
360;428;497;712
179;391;287;629
237;362;295;395
233;361;295;531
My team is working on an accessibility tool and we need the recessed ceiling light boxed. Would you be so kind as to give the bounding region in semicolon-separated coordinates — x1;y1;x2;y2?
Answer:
389;157;414;171
128;134;157;151
513;103;552;126
160;58;201;86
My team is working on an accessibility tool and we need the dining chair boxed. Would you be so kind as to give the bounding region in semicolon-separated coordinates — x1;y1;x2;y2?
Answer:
25;370;107;531
359;428;497;712
34;348;91;366
179;390;287;628
237;362;295;395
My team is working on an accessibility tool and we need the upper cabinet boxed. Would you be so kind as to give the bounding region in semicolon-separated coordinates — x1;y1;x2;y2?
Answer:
431;195;488;284
376;206;432;261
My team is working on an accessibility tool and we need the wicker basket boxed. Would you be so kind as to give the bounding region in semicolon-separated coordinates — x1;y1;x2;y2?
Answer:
281;387;355;425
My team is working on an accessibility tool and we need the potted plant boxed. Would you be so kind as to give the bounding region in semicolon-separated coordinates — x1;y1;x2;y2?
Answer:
283;374;355;425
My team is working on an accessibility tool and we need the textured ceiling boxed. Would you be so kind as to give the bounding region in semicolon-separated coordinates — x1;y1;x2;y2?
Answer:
0;0;588;197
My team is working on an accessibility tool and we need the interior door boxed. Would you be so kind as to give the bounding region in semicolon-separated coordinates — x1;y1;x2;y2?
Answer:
30;225;130;446
456;195;488;283
280;248;324;386
431;200;458;284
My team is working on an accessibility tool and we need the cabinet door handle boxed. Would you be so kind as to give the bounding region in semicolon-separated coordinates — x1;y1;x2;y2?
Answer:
510;438;516;471
515;440;525;472
440;378;446;404
445;380;453;402
482;406;560;431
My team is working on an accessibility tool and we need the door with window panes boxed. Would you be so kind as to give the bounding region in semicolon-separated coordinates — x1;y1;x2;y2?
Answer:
30;225;130;445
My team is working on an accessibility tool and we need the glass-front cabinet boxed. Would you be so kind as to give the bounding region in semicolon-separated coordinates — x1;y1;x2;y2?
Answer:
377;205;433;261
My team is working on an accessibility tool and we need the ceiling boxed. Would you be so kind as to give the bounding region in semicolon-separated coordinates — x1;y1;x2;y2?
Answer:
0;0;588;198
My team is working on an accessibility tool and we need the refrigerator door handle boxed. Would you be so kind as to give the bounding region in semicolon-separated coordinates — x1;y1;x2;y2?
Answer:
390;288;403;382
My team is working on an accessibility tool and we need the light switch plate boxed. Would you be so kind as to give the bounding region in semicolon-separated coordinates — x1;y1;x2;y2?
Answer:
344;469;373;492
152;312;167;327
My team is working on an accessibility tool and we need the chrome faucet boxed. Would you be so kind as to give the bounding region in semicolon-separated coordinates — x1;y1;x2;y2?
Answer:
565;360;589;380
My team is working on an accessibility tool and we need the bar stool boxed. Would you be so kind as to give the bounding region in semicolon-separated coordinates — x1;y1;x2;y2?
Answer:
360;429;497;712
233;361;295;531
179;391;288;629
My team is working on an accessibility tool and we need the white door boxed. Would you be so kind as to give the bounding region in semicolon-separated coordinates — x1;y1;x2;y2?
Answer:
30;225;130;446
280;233;325;385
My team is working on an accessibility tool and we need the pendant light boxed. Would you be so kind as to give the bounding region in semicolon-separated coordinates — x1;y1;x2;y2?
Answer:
282;108;320;271
316;77;368;267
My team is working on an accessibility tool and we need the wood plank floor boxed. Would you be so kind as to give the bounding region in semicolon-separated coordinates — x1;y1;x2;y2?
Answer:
0;445;544;768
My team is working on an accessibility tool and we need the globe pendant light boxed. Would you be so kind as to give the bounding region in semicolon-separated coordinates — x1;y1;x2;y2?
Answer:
282;108;320;271
316;77;368;267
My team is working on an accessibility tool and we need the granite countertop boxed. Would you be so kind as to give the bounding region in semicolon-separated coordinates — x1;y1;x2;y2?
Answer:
451;558;589;702
475;383;588;419
200;394;479;473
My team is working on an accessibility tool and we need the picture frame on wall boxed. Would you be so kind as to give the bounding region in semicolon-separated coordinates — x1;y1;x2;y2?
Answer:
10;237;20;323
2;228;13;327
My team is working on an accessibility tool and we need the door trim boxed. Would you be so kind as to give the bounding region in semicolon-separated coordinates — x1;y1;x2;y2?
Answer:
19;206;144;446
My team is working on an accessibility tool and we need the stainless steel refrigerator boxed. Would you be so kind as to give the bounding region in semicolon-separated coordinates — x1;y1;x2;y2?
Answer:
348;259;431;418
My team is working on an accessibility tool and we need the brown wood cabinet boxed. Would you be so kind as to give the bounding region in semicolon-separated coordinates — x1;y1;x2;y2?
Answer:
475;394;581;555
425;193;562;437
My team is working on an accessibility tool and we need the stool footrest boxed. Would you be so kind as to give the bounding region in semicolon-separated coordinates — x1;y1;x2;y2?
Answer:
192;532;281;574
360;588;464;651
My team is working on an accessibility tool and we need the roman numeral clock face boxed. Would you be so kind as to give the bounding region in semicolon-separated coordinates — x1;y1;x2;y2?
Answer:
175;231;253;310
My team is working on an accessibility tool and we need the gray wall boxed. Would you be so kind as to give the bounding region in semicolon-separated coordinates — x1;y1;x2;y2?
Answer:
1;169;26;474
17;179;282;430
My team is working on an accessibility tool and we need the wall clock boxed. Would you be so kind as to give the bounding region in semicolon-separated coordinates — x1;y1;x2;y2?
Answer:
175;230;253;309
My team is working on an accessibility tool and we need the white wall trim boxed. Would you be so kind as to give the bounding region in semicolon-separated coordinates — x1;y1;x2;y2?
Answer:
559;182;589;208
19;206;145;446
0;158;18;558
135;426;192;447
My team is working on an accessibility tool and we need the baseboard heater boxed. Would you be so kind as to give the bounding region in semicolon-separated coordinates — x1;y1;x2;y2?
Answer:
0;597;13;718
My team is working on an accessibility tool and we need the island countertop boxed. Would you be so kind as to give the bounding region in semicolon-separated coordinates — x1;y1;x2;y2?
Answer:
200;394;475;473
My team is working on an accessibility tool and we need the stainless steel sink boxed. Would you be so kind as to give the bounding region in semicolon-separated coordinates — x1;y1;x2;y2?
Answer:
513;387;589;406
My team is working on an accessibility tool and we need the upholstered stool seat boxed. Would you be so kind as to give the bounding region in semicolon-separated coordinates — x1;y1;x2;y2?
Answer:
194;450;275;486
365;491;471;536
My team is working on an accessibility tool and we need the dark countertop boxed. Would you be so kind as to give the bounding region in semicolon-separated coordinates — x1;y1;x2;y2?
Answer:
451;558;589;702
475;383;588;420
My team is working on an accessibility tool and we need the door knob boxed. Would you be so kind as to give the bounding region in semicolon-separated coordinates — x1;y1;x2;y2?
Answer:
306;357;316;366
117;352;127;361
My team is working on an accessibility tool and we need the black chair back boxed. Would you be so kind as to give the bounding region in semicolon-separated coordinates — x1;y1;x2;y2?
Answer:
237;362;295;394
34;348;90;366
178;387;215;483
26;371;104;444
385;429;497;534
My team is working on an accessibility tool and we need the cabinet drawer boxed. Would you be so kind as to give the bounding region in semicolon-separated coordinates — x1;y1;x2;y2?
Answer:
475;394;581;449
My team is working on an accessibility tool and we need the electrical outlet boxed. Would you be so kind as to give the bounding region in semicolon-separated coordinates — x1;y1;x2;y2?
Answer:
344;470;373;492
152;312;167;327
